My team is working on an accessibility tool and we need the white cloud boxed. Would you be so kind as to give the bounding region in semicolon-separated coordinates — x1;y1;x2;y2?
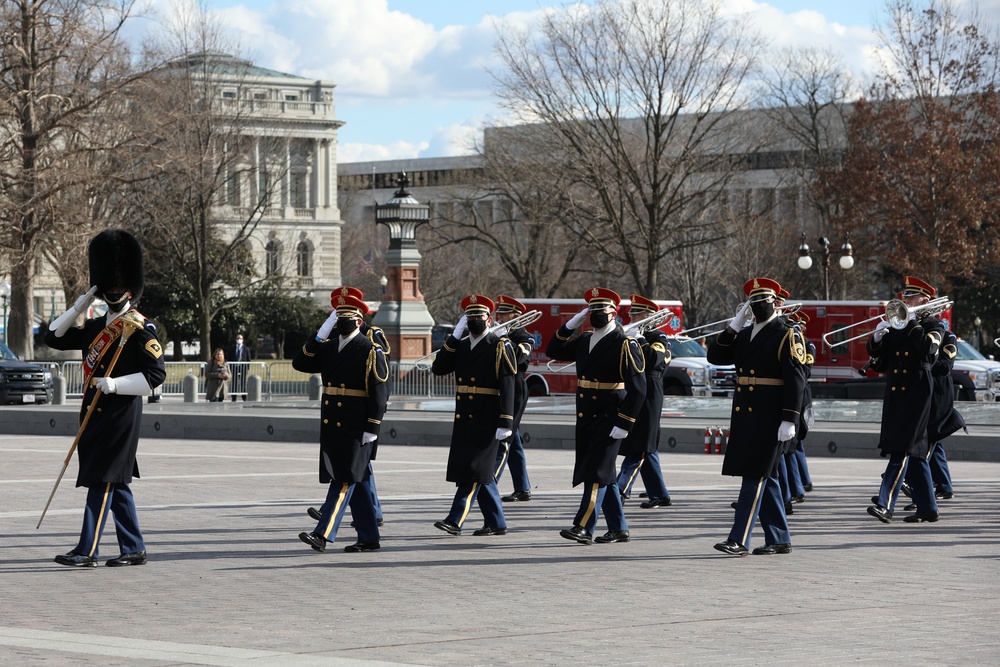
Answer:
338;140;428;163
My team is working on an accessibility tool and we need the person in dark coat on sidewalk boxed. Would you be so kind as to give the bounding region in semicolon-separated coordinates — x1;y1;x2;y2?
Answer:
431;295;517;537
708;277;807;556
546;288;646;545
45;229;166;567
294;293;390;553
866;276;946;524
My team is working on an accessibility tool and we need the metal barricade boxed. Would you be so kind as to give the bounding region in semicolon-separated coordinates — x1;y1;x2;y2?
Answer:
59;360;208;398
265;361;310;399
227;361;265;400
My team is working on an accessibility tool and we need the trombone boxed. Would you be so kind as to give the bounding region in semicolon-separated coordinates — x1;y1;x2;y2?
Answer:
547;308;677;372
822;296;952;349
412;309;542;370
679;302;802;342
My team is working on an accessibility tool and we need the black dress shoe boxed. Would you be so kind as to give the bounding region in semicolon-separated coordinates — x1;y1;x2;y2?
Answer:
639;492;648;498
867;505;893;523
298;531;327;552
595;530;630;543
790;494;805;504
344;541;381;552
730;501;738;509
784;502;794;515
501;490;531;502
752;543;792;555
472;525;508;536
903;510;939;523
803;483;813;492
639;497;671;508
935;490;954;500
559;525;593;544
307;507;322;521
904;502;917;511
106;551;147;567
713;539;748;556
434;520;461;535
901;482;913;498
871;495;880;505
54;551;98;567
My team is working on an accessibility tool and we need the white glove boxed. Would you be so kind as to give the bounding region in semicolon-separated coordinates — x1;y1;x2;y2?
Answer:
610;426;628;440
317;310;339;340
362;432;378;444
777;420;797;442
495;428;513;441
566;308;589;330
730;301;752;331
871;319;891;343
493;325;508;337
101;372;152;396
50;286;99;337
452;314;468;339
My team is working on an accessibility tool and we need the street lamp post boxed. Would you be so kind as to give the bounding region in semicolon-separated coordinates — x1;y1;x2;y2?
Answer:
797;233;854;300
0;280;10;346
974;316;982;351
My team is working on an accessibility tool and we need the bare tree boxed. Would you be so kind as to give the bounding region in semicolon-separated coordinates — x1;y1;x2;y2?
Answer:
124;3;289;360
0;0;143;357
491;0;767;297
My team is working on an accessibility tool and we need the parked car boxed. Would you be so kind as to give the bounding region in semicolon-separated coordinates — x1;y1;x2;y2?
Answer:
952;338;1000;402
0;341;54;404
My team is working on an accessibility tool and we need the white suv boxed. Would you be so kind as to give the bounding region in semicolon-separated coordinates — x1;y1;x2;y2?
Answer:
952;338;1000;402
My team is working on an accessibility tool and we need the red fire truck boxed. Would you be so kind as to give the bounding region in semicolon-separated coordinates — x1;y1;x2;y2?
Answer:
516;298;736;398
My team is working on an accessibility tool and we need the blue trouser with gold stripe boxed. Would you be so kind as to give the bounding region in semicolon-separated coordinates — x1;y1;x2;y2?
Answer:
493;431;531;493
617;451;669;500
445;481;506;529
729;476;789;548
349;464;383;521
889;452;937;513
316;480;380;544
75;482;145;558
905;443;953;495
586;482;628;534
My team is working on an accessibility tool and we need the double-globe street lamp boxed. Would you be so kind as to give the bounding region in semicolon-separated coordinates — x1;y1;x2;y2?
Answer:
0;279;10;346
797;233;854;301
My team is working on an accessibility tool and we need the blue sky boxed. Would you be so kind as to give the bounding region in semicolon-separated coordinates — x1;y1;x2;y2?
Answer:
141;0;1000;162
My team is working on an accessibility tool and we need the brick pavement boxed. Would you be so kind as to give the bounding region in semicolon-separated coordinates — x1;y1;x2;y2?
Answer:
1;434;998;666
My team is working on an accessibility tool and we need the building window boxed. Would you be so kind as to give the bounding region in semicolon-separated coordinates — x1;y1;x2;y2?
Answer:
296;241;311;277
265;241;281;276
290;171;307;208
284;93;299;101
221;90;236;99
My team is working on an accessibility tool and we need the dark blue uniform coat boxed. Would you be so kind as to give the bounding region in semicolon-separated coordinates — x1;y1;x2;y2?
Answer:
708;318;807;478
292;333;390;484
506;326;534;429
928;329;966;443
546;325;646;485
44;310;166;487
619;330;670;457
432;332;516;484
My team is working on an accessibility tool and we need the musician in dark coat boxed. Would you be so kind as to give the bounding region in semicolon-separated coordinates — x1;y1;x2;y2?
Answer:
785;311;816;504
294;293;390;553
613;294;673;508
304;287;390;531
431;295;517;536
707;278;807;556
491;295;535;502
46;229;166;567
866;276;945;524
546;288;646;545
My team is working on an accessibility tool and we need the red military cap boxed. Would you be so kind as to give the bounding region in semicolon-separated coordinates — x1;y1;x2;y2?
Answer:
461;294;495;315
791;311;810;326
628;294;659;314
332;294;369;317
743;277;782;301
901;276;936;298
330;286;364;307
495;295;526;315
776;288;791;304
585;287;621;310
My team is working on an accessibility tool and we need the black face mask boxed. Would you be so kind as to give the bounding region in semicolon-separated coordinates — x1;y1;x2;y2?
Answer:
467;318;488;336
590;311;613;329
103;292;129;313
750;300;774;323
336;317;359;336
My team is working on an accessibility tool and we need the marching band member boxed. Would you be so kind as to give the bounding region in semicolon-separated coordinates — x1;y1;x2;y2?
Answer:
492;295;535;502
708;278;806;556
866;276;944;524
546;288;646;545
431;295;517;537
45;229;166;567
295;293;390;553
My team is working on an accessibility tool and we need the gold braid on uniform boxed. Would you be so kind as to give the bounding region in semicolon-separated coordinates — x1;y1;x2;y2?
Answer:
495;339;517;376
367;326;391;355
619;338;646;377
781;328;807;365
364;348;389;394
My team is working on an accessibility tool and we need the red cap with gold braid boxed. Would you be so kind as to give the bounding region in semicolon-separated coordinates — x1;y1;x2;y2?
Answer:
332;294;369;317
585;287;621;310
461;294;495;315
901;275;936;298
743;277;781;302
628;294;658;314
330;286;364;308
495;295;526;315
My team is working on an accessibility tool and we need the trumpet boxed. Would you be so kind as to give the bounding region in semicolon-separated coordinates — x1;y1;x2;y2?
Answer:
412;309;542;370
822;296;952;349
623;309;674;336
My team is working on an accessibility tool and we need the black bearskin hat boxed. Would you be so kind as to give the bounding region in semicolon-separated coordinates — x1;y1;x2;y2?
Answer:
88;229;144;302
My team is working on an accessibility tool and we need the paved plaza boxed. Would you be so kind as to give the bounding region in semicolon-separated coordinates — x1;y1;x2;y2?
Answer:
1;433;998;666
